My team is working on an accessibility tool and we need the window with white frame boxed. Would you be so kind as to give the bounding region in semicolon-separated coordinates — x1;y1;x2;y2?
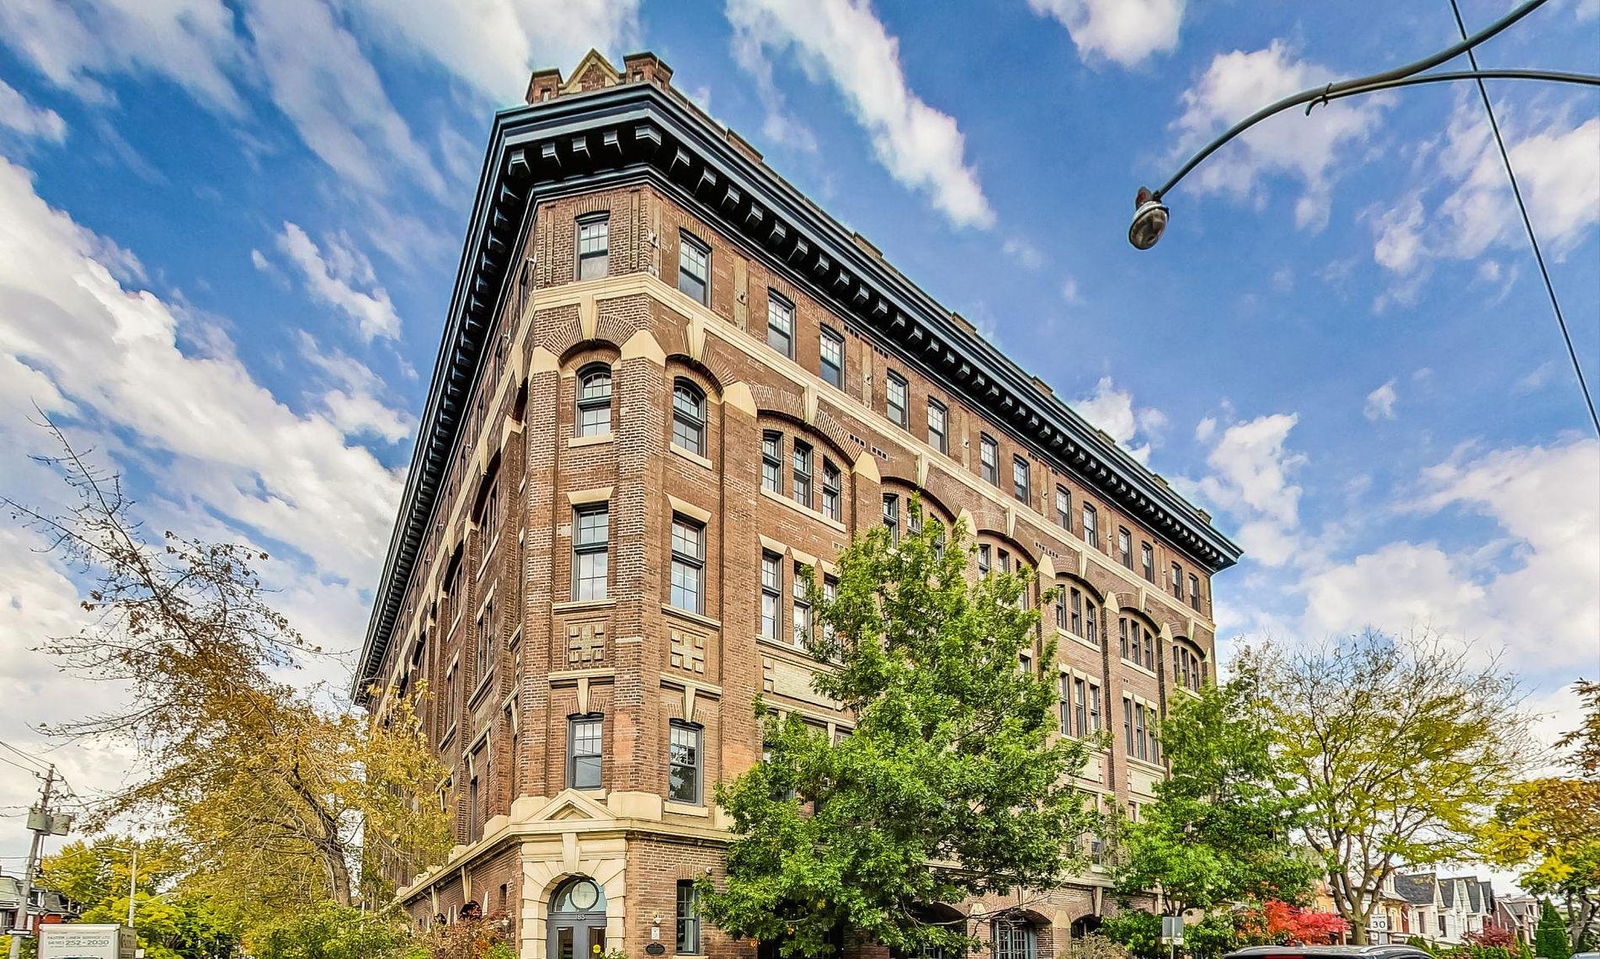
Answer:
1082;504;1099;548
575;363;613;437
792;562;810;648
669;516;705;613
822;459;842;521
1012;455;1030;503
676;880;701;954
820;327;844;388
1118;528;1133;568
672;380;707;456
1055;485;1071;528
760;551;782;642
979;434;999;485
882;493;900;543
576;213;608;280
1142;542;1155;582
572;504;609;601
668;720;702;803
475;599;495;683
677;232;709;305
792;440;813;508
767;291;794;357
567;713;603;789
886;371;908;427
927;399;948;453
762;431;783;494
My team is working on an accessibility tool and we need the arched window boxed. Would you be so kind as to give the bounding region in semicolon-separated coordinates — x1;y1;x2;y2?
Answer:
575;363;612;437
671;380;707;456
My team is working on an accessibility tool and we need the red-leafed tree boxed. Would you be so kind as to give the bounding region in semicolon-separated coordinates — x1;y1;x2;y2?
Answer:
1465;923;1518;949
1245;900;1350;945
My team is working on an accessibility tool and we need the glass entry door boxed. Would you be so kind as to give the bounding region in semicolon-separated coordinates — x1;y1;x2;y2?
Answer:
548;877;608;959
550;923;605;959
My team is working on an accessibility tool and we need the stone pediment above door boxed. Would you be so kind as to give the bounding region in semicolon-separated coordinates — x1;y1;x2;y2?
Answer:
524;789;616;825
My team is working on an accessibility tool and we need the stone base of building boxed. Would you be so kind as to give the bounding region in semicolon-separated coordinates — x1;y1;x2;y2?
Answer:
400;789;1133;958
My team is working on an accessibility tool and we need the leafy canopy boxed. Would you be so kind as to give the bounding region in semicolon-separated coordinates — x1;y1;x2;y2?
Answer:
700;506;1097;958
1114;664;1316;911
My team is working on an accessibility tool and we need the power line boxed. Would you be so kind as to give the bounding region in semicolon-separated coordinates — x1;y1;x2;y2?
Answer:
0;740;52;772
1448;0;1600;437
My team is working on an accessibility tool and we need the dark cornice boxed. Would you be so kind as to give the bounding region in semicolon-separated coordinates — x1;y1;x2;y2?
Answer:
354;82;1242;701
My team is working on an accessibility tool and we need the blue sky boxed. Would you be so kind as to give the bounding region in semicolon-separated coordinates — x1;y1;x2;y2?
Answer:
1;0;1596;871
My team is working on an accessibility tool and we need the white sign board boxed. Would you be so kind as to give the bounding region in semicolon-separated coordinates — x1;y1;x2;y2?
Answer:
38;924;136;959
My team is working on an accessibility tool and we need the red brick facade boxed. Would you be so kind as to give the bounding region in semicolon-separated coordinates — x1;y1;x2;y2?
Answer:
364;51;1232;959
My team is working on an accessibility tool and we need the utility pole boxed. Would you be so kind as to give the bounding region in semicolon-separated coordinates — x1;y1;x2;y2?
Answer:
8;764;57;959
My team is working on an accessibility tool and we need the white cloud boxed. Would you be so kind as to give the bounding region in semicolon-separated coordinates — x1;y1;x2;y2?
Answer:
0;78;67;143
1002;237;1045;270
1302;439;1600;682
726;0;994;229
1072;376;1168;463
1027;0;1185;68
341;0;641;101
0;154;402;584
1364;380;1398;421
0;0;245;113
1172;40;1387;231
244;0;446;201
272;222;400;341
1376;101;1600;277
1060;276;1083;305
1193;412;1306;566
297;332;412;443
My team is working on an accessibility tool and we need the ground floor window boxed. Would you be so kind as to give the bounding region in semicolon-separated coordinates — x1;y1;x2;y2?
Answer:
992;918;1036;959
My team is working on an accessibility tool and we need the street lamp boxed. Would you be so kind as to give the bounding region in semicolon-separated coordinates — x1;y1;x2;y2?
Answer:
1128;0;1599;250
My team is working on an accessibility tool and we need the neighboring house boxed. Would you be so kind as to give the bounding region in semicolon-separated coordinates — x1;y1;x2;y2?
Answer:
1497;895;1540;947
0;872;21;930
0;875;83;934
1394;873;1498;946
1313;876;1411;944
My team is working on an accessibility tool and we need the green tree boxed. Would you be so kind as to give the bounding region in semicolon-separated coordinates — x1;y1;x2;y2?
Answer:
253;904;419;959
78;893;238;959
1483;681;1600;953
1254;631;1534;943
1102;910;1162;959
1114;665;1316;912
699;509;1097;958
1535;900;1572;959
37;835;188;910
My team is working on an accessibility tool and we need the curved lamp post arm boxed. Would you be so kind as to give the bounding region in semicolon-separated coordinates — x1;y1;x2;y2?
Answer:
1151;0;1552;201
1307;68;1600;112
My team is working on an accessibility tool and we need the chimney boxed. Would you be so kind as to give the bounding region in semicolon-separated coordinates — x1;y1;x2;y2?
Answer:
622;52;674;89
524;68;562;105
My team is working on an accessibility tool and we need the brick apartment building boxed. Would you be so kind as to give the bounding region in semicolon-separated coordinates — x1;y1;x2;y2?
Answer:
355;50;1241;959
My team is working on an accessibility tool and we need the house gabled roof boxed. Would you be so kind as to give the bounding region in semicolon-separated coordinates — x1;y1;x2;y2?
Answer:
1394;873;1438;906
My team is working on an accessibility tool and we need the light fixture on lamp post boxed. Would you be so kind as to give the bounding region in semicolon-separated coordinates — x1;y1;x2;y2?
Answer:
1126;0;1598;251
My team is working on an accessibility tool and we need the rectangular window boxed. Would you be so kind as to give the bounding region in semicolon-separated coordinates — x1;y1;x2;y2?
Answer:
1142;543;1155;582
886;371;908;427
668;721;702;804
1172;563;1184;598
1082;504;1099;548
1135;703;1149;761
1085;602;1099;646
761;431;783;494
677;232;710;305
1119;618;1130;660
1123;698;1134;757
1144;629;1155;670
977;544;991;577
1012;455;1030;503
927;399;948;454
980;434;999;485
669;517;705;613
760;552;783;642
1088;683;1102;732
882;493;900;544
476;600;495;683
676;880;701;954
1074;677;1088;737
568;714;603;789
821;460;841;521
1055;485;1071;528
1059;676;1072;735
820;327;844;388
1189;574;1202;611
792;562;811;648
1118;528;1133;568
1070;588;1083;635
822;575;838;646
993;921;1036;959
792;441;813;507
576;213;608;280
1055;591;1068;631
572;505;609;601
766;291;794;357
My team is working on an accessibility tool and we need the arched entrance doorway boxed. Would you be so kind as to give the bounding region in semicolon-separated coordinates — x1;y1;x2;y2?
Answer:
547;876;607;959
